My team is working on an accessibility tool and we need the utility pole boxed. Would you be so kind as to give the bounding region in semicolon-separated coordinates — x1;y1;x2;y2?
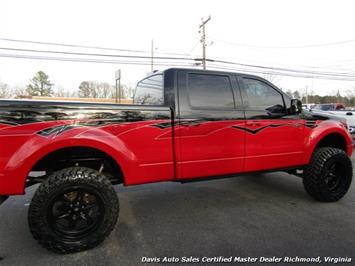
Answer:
151;39;154;72
199;16;211;70
115;69;121;104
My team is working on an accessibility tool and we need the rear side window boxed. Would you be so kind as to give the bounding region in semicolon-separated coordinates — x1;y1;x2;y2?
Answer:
187;73;235;109
133;74;164;105
242;78;284;113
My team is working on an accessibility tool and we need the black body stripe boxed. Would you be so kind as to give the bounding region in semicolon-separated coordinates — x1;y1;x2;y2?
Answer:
232;124;290;134
38;125;83;137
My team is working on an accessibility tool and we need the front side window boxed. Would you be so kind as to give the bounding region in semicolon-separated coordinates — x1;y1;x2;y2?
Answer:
243;78;285;113
187;73;235;109
133;74;164;105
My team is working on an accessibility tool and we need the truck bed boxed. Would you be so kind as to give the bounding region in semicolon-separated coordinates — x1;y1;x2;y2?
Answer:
0;99;172;125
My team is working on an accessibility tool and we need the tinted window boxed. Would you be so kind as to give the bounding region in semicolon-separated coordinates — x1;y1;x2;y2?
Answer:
188;74;234;109
243;78;284;113
133;74;164;105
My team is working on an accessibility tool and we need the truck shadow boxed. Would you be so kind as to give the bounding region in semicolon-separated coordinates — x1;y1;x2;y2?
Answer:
1;172;354;265
111;172;338;259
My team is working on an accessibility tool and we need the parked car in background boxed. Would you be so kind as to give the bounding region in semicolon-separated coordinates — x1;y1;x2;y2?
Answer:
309;103;355;140
312;103;345;111
302;103;315;111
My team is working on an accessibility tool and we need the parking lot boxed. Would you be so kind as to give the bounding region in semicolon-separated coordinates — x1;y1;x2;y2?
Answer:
1;156;355;266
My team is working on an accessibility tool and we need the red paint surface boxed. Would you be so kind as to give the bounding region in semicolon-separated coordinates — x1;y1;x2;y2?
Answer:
0;119;352;195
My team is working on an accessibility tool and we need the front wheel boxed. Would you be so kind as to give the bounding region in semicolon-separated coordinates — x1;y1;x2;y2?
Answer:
28;167;119;253
303;147;353;202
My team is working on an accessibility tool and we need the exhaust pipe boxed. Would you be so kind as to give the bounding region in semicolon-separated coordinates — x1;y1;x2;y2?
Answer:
0;196;8;205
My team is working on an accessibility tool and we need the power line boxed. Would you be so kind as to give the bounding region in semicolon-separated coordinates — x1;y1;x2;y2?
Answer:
211;37;355;49
211;55;355;72
1;47;355;80
4;45;351;77
3;37;355;72
3;52;355;81
0;53;195;67
3;37;354;73
0;37;191;56
0;47;195;61
2;46;352;78
189;40;200;54
207;63;355;81
209;58;355;78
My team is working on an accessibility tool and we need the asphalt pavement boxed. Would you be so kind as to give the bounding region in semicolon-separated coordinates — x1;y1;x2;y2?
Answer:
1;156;355;266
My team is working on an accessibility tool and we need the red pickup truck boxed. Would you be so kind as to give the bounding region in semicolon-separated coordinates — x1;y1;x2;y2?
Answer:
0;68;352;253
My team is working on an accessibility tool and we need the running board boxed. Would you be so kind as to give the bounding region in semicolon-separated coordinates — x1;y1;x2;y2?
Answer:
178;166;305;183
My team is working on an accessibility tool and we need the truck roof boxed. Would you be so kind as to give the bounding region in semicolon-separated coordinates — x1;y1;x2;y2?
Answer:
162;67;262;80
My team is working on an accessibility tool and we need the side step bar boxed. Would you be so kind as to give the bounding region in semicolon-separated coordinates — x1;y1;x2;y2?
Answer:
0;196;8;205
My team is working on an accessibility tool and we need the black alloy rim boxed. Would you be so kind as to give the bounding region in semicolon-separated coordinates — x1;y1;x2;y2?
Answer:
324;162;343;191
47;187;104;240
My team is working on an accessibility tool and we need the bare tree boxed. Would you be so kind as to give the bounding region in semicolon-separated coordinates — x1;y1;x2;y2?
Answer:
78;81;93;98
0;82;10;98
293;90;301;99
122;84;135;99
285;89;293;98
54;86;77;98
79;81;126;99
262;73;281;84
13;85;28;98
99;82;113;98
345;87;355;100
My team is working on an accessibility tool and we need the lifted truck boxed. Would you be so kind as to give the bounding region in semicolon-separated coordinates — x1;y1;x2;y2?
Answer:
0;68;353;253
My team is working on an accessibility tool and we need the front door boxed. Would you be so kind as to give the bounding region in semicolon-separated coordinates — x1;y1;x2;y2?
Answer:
238;76;304;172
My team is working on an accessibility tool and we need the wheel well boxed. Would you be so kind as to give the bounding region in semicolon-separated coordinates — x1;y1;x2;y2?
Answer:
30;146;124;185
315;133;347;152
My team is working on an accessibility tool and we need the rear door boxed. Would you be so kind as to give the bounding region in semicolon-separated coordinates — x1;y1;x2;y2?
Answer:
175;70;245;179
238;75;304;172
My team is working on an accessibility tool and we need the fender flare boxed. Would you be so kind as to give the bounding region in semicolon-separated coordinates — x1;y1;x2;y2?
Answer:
303;122;352;164
6;136;138;194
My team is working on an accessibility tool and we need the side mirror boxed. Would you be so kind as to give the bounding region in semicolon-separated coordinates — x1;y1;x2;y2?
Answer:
291;99;302;114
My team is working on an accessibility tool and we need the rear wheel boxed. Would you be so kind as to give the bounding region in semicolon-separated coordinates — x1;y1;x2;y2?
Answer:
28;167;119;253
303;147;352;202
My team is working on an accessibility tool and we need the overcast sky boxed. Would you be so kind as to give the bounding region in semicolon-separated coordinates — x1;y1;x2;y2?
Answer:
0;0;354;96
